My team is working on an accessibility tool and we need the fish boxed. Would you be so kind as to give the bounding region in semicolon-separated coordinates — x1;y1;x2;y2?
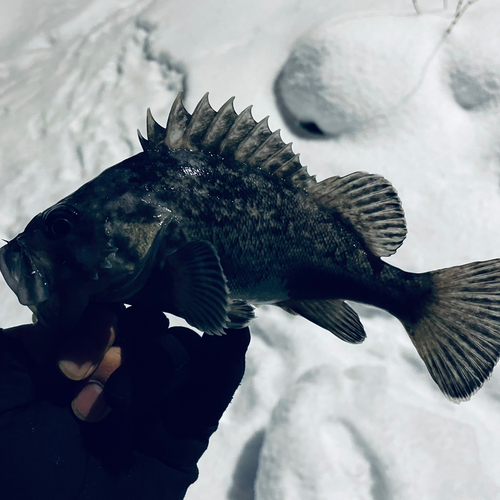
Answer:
1;92;500;402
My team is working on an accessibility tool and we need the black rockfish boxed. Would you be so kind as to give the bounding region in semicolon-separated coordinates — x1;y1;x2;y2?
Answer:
1;93;500;402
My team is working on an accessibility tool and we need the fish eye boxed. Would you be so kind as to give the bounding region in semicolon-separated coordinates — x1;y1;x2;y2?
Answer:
43;205;79;240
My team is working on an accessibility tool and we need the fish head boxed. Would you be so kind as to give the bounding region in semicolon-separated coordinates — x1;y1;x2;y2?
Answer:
0;161;176;329
0;203;100;328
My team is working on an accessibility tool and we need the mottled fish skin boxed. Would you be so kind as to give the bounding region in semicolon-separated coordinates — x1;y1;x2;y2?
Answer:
42;147;428;322
2;93;500;403
135;148;430;317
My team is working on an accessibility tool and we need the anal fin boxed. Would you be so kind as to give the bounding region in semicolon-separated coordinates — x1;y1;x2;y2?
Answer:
167;241;229;334
278;299;366;344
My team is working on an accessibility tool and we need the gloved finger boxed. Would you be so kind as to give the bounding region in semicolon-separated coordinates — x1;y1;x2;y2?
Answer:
105;326;201;414
116;304;170;341
68;305;170;421
58;303;119;381
71;346;123;422
189;327;251;423
202;326;251;359
135;327;250;467
157;327;251;436
1;323;57;367
103;304;173;412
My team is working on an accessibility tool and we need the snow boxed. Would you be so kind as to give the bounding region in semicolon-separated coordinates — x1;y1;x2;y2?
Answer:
2;0;500;498
276;13;449;136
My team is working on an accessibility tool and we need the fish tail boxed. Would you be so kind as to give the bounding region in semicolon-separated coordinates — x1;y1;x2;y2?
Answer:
400;259;500;402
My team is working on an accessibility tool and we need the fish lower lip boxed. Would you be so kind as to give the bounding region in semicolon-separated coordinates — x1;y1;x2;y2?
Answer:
0;239;50;305
0;243;22;294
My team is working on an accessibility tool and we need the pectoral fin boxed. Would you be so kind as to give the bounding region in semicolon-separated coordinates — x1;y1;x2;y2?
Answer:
167;241;230;334
279;299;366;344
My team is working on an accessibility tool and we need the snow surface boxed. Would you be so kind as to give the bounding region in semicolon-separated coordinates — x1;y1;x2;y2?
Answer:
2;0;500;498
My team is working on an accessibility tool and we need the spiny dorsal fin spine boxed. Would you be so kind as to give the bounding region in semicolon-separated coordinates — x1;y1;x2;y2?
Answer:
147;108;166;149
219;105;257;157
234;116;272;163
137;129;149;150
165;92;191;149
273;154;302;179
183;92;217;150
290;167;317;190
247;129;285;167
260;143;295;173
202;97;237;151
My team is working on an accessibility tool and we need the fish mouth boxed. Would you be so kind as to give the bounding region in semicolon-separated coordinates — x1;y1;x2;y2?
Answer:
0;237;50;306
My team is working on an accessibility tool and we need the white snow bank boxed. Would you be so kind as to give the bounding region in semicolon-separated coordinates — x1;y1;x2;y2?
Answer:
255;364;499;500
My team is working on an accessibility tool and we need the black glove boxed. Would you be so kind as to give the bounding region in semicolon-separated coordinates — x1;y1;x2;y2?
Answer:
0;305;250;500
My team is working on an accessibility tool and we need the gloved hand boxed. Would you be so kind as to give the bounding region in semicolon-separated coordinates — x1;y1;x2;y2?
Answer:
0;303;250;500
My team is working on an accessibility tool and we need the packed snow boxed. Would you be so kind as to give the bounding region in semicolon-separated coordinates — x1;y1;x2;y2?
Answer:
1;0;500;498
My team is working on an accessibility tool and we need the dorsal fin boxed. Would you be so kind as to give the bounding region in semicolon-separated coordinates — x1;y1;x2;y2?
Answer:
140;94;407;256
202;97;237;151
164;93;191;149
140;92;317;190
219;105;257;158
146;108;166;149
308;172;407;257
183;93;217;150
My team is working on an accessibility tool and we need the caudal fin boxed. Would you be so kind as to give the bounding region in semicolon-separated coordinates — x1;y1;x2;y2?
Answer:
401;259;500;402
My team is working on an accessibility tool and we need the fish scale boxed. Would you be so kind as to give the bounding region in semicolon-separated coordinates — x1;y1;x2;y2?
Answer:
154;150;352;301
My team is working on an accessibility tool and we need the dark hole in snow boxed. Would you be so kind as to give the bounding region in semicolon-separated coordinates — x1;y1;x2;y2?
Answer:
299;121;324;135
273;78;331;140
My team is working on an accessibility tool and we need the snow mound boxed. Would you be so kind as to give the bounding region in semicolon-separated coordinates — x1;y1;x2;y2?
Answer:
255;364;499;500
275;13;447;136
443;7;500;110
